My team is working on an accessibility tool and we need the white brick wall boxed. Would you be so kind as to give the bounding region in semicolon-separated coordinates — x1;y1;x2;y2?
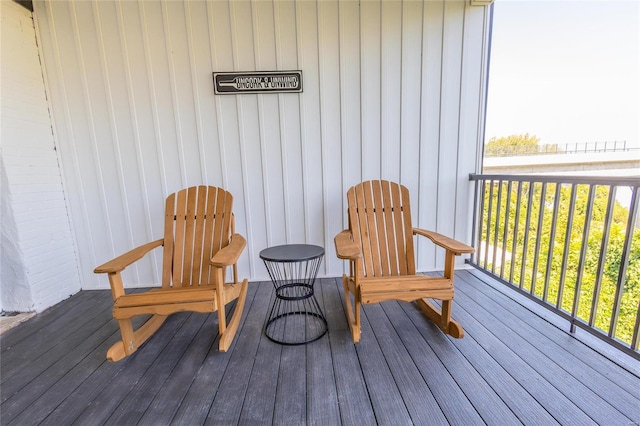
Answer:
1;1;81;312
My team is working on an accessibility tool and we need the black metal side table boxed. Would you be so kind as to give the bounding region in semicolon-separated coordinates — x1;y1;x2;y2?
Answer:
259;244;328;345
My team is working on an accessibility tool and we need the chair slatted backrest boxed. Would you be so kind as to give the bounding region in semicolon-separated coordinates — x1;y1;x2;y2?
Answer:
347;180;416;277
161;186;233;288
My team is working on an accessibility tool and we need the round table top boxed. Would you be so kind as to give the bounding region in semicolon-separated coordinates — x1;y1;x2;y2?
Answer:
259;244;324;262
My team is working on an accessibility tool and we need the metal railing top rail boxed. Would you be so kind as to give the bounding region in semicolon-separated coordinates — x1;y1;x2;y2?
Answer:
470;173;640;187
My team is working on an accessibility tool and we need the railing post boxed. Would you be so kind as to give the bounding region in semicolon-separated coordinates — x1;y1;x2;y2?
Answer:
476;176;487;266
609;185;639;341
500;180;513;280
509;181;523;285
557;184;577;311
590;186;616;327
530;182;547;297
492;180;504;274
632;303;640;351
469;174;480;265
519;182;535;291
484;180;494;268
571;185;596;334
543;183;562;303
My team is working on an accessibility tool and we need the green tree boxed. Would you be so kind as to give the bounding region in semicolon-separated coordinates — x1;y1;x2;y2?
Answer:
485;133;541;156
485;133;563;156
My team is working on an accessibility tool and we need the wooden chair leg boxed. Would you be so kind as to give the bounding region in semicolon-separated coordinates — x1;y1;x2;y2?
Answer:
354;292;361;343
343;275;361;343
107;314;168;362
416;250;464;338
219;279;248;352
107;319;133;362
416;298;464;339
215;268;227;339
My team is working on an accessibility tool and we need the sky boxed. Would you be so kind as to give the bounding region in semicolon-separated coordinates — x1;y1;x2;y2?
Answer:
484;0;640;148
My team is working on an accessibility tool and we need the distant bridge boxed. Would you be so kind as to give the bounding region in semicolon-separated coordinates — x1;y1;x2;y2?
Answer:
483;142;639;176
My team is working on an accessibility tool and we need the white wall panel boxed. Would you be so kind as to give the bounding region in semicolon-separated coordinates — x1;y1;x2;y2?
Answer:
208;2;252;279
254;0;286;255
117;1;163;283
40;1;109;285
32;0;491;289
274;1;305;245
456;3;492;253
338;0;362;208
381;0;402;181
416;0;443;269
434;0;465;267
360;1;382;179
296;1;325;251
400;0;424;191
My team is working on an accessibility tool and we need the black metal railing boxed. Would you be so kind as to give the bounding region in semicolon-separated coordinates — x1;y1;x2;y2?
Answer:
469;173;640;359
484;140;633;157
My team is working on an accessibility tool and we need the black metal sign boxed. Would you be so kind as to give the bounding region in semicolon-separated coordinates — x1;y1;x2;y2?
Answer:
213;71;303;94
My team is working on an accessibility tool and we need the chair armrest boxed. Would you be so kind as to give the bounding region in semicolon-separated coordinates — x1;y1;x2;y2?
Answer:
94;238;164;274
335;230;362;260
211;233;246;267
413;228;474;255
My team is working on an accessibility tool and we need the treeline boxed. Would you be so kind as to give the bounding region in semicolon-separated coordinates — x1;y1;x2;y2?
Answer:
484;134;564;157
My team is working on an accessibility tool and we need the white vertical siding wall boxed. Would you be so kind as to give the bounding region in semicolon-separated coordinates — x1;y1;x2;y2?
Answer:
33;0;491;289
1;1;81;311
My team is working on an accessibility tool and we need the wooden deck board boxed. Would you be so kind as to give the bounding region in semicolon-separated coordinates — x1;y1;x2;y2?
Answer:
2;318;119;423
0;300;115;408
441;282;599;424
273;345;307;425
207;281;269;425
321;278;376;425
107;313;210;425
237;326;280;425
0;291;100;351
399;301;526;425
354;303;414;425
457;284;627;425
455;272;640;421
365;303;450;425
461;271;640;396
0;290;109;381
433;317;560;426
170;281;260;425
383;301;499;425
305;276;340;426
70;313;192;425
1;271;639;426
136;313;220;425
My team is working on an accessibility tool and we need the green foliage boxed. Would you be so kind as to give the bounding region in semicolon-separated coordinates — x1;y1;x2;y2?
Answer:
485;133;563;156
478;180;639;345
487;133;540;148
485;133;540;155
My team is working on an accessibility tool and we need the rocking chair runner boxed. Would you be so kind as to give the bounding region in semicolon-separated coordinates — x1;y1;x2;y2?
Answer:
95;186;248;362
334;180;474;343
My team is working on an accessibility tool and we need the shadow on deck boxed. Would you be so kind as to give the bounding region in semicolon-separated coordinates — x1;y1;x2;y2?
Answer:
1;270;639;425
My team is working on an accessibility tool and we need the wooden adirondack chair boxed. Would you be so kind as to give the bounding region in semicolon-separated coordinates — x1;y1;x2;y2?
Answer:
95;186;248;362
334;180;474;343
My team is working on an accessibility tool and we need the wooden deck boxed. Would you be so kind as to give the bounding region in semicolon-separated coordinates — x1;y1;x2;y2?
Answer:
1;270;639;425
